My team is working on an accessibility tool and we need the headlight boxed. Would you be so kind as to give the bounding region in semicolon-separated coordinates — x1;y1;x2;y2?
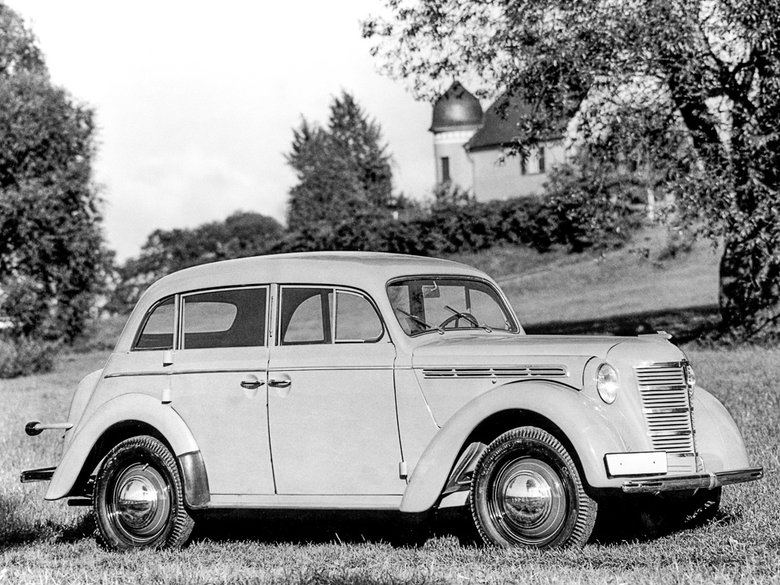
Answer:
596;363;619;404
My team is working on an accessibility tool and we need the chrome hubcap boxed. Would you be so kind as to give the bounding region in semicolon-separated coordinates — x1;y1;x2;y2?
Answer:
489;458;566;546
110;463;170;544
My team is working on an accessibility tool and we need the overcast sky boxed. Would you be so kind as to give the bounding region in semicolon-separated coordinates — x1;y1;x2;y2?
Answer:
7;1;435;259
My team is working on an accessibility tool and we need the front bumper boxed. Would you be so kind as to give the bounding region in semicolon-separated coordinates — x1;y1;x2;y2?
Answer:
622;466;763;493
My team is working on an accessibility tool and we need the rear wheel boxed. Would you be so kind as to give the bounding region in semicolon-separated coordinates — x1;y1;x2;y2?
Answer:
94;435;194;550
470;427;597;548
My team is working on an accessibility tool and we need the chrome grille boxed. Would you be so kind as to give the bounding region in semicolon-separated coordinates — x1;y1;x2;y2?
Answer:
635;363;695;453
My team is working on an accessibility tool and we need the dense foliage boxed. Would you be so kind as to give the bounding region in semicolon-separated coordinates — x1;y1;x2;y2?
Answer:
286;91;395;230
364;0;780;338
272;196;631;257
0;4;106;356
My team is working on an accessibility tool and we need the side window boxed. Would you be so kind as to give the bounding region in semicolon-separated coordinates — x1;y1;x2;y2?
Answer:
335;291;383;342
182;288;267;349
280;287;332;345
134;297;175;350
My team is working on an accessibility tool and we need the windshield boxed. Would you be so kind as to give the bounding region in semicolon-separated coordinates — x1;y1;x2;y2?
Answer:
387;277;518;336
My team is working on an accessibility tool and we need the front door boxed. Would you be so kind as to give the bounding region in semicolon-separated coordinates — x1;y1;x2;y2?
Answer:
267;286;405;495
170;286;274;496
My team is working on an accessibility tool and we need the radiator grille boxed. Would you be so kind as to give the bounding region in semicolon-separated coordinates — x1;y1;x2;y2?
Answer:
635;363;695;454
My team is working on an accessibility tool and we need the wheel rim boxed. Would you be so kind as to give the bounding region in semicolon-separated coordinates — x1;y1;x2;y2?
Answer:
488;457;567;546
108;463;171;545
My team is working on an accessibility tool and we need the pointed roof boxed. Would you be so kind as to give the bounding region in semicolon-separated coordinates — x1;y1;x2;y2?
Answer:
465;93;567;151
430;81;483;133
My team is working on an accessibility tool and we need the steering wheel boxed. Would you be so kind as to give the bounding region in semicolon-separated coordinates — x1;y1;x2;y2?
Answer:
439;311;479;329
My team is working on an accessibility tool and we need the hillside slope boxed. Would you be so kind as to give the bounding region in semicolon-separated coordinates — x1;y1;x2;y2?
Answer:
449;227;722;341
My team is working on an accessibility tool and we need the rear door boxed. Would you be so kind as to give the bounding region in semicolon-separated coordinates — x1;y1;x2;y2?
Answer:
170;286;274;496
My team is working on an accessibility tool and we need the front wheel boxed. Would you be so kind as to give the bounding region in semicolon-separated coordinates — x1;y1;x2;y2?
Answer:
93;435;194;550
470;427;597;548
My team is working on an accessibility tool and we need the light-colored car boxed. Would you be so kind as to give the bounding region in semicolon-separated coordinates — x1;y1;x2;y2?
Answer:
22;252;762;550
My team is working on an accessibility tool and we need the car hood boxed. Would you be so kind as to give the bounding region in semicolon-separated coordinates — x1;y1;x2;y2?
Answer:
410;332;626;368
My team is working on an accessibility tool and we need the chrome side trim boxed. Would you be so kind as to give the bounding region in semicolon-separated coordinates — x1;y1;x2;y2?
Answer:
423;365;568;379
622;466;764;493
104;371;169;379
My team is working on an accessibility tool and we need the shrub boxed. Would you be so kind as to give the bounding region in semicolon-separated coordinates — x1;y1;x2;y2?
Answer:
0;336;59;378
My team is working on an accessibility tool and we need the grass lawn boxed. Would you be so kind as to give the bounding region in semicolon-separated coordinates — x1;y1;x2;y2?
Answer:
1;234;777;584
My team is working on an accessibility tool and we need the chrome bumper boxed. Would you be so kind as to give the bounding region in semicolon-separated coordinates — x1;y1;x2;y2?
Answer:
622;466;763;493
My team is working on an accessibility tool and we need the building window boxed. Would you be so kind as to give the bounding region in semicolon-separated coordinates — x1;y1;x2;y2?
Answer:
538;147;546;173
441;157;450;182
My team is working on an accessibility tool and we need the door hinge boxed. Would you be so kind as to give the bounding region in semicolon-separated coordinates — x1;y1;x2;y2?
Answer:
399;461;408;480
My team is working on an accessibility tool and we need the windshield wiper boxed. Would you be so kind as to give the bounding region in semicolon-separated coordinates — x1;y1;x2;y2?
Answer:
396;308;444;334
444;305;493;333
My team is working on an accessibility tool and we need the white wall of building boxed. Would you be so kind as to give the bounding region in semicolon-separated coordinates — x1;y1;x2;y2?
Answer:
470;141;566;201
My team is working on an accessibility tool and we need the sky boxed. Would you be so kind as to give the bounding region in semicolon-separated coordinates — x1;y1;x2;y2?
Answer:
6;0;436;259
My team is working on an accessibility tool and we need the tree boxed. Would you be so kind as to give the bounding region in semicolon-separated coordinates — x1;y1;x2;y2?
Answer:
111;211;284;313
286;91;394;230
0;3;107;343
365;0;780;337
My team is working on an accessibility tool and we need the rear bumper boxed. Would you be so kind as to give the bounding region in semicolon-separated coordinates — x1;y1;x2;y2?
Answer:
20;466;56;483
622;466;763;493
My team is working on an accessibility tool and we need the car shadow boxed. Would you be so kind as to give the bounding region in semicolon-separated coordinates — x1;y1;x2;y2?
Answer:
192;503;737;548
590;499;740;545
524;304;721;344
0;501;737;549
192;509;435;547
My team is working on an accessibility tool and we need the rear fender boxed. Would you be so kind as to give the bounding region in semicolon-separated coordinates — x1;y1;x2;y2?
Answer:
46;393;199;501
400;380;628;513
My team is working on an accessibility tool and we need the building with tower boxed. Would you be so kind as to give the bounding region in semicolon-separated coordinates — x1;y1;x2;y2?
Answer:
430;82;568;201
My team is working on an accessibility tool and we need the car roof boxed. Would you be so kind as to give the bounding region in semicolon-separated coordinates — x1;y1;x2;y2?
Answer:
142;251;489;301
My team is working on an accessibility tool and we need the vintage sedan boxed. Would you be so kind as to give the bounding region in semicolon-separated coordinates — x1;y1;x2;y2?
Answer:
22;252;762;550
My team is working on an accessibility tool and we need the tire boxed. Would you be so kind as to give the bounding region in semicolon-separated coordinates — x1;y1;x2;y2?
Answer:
93;435;195;550
469;426;597;548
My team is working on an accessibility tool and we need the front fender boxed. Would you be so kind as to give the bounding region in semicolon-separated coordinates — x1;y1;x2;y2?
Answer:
400;380;628;513
692;386;752;473
46;393;199;501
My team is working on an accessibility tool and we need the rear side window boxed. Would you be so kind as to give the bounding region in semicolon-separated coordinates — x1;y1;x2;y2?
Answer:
182;288;267;349
134;297;175;350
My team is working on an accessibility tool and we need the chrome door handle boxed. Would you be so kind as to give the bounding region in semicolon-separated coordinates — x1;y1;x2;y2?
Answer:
240;377;265;390
268;374;291;388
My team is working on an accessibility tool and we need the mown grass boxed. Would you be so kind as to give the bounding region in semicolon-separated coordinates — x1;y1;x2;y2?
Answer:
2;233;778;584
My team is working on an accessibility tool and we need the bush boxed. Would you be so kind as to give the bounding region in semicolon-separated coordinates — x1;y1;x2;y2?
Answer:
271;195;638;259
0;336;59;378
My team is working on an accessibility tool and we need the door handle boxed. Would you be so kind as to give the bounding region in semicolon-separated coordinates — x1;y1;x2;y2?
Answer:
268;374;291;388
240;377;265;390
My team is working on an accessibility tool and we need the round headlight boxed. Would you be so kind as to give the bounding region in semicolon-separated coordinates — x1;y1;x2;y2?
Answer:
596;363;619;404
